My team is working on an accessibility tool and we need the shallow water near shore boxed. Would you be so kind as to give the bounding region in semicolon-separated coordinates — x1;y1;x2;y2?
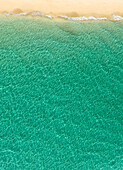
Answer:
0;17;123;169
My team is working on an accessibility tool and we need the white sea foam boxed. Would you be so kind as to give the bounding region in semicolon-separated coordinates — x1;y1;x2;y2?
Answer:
27;11;52;18
3;11;52;19
57;15;107;21
111;15;123;21
2;11;123;21
4;12;14;16
3;12;27;16
15;13;27;16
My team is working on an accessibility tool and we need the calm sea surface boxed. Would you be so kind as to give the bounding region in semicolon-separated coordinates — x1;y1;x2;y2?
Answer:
0;16;123;169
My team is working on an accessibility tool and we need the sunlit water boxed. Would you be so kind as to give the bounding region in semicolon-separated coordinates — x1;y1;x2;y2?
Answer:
0;16;123;169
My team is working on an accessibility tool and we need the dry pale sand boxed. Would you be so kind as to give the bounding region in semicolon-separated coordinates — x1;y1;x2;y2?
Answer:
0;0;123;17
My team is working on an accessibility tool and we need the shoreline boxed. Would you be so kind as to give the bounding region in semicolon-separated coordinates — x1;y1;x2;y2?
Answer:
0;10;123;19
0;11;123;21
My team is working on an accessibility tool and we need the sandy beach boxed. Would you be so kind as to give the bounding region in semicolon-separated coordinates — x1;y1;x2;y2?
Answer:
0;0;123;17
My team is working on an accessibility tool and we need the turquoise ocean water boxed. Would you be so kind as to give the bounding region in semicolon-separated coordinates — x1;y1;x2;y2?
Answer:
0;16;123;169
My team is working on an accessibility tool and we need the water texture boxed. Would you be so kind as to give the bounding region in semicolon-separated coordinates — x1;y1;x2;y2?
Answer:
0;16;123;169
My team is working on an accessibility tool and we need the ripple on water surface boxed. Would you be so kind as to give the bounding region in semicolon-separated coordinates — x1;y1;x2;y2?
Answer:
0;17;123;169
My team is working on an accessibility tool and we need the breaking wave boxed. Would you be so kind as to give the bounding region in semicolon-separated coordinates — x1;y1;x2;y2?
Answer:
2;11;123;21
